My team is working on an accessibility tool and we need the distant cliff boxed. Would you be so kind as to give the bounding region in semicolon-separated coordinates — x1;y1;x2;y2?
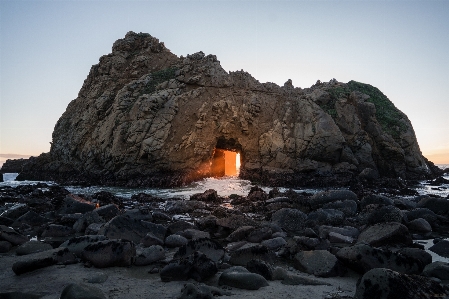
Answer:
13;32;434;187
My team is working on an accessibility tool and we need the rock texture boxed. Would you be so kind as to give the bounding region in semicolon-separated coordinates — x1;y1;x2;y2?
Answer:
12;31;434;187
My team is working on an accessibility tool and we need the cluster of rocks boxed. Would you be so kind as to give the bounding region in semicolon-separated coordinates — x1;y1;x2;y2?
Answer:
1;183;449;298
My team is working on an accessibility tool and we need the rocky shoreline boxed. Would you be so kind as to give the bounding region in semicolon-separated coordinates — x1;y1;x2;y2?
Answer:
1;179;449;299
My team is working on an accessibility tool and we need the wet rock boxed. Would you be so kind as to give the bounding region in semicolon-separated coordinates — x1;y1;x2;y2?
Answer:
417;197;449;215
246;259;273;280
322;200;358;217
0;240;12;253
328;232;354;244
359;168;379;180
179;228;210;240
218;266;269;290
190;189;221;203
229;244;275;266
405;208;438;226
307;208;345;226
178;283;231;299
336;243;425;274
363;205;404;225
85;223;103;235
99;215;165;244
167;220;195;235
12;211;51;227
407;218;432;233
1;203;29;220
81;239;135;268
272;267;331;285
94;204;119;221
397;247;432;270
134;245;165;266
72;211;103;234
165;200;206;214
429;240;449;258
165;234;188;247
293;236;323;251
226;226;255;242
247;186;268;202
247;226;272;243
60;283;106;299
16;241;53;256
121;208;153;221
59;235;108;256
271;208;307;233
310;190;358;209
216;215;256;231
174;238;224;262
360;194;393;209
318;225;360;239
12;247;77;275
294;250;342;277
354;268;448;299
141;232;164;247
422;261;449;280
357;222;412;247
261;237;287;251
0;225;28;245
161;251;218;282
41;224;74;238
57;195;95;214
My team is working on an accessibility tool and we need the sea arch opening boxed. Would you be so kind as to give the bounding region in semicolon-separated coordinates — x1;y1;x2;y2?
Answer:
210;137;243;177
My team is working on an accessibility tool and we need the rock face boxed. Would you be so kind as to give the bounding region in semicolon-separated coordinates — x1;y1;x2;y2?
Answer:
14;31;433;187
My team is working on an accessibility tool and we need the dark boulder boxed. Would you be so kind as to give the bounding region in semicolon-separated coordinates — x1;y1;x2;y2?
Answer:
16;241;53;256
294;250;343;277
336;243;427;274
218;266;269;290
0;225;28;245
354;268;448;299
310;190;358;209
160;251;218;282
81;239;135;268
190;189;221;203
357;222;412;247
12;247;77;275
271;208;307;233
174;238;224;262
60;283;106;299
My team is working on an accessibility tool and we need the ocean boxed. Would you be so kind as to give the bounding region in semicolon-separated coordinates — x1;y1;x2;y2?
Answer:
1;165;448;199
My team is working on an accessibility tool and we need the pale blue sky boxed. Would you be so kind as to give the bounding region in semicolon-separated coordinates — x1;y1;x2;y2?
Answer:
1;0;448;164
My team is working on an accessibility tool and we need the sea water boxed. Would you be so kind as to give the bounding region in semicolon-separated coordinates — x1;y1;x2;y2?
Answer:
0;173;318;199
1;166;448;199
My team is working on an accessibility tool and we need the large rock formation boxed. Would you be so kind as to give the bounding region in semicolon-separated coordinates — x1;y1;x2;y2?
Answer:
14;32;433;187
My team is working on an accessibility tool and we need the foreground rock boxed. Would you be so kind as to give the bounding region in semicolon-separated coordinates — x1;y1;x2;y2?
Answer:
81;239;135;268
60;283;107;299
218;266;269;290
12;248;77;275
354;268;449;299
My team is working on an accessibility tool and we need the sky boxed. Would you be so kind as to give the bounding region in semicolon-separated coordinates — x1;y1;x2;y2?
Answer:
1;0;448;166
